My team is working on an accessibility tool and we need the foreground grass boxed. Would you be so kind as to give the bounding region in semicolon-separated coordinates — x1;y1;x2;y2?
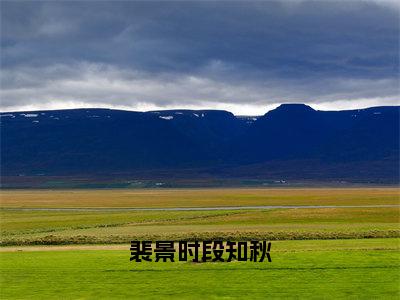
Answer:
2;207;399;245
1;239;399;299
1;187;399;208
1;188;399;298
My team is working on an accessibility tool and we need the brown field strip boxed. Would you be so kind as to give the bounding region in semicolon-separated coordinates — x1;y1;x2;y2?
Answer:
1;187;399;208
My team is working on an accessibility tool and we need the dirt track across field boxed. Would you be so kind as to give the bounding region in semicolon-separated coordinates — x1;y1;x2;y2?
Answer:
2;204;399;211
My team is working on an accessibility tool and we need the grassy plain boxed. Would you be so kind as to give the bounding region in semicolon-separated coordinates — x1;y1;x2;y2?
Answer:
1;207;399;245
1;188;399;245
1;187;399;298
1;239;399;299
1;187;399;208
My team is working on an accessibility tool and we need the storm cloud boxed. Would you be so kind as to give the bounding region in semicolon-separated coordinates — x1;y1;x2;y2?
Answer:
1;0;399;114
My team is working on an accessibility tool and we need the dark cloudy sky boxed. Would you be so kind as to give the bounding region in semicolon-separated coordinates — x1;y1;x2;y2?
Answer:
1;0;399;114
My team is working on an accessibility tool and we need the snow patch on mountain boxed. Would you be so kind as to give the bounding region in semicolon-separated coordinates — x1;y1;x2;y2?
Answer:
21;113;38;117
159;116;174;120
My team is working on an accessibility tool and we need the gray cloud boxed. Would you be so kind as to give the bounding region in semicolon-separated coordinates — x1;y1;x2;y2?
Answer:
1;0;399;114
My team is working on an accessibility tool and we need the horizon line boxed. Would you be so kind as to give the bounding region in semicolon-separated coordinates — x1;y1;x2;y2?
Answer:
1;103;399;117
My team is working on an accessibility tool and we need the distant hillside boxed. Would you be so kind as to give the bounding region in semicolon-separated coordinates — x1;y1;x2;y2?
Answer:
1;104;399;184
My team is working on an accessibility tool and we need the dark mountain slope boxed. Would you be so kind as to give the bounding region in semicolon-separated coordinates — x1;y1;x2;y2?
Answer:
1;105;398;182
319;106;399;162
229;104;330;162
1;109;224;174
148;110;248;153
229;104;399;165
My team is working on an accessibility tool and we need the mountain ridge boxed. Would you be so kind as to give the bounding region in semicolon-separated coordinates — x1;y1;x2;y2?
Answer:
1;104;399;183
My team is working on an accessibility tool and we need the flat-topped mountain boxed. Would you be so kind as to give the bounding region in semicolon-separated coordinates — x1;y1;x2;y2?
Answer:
1;104;399;183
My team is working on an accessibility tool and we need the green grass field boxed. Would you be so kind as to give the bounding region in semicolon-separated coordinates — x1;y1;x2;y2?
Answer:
1;188;399;245
1;207;399;245
1;239;399;299
1;188;399;298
